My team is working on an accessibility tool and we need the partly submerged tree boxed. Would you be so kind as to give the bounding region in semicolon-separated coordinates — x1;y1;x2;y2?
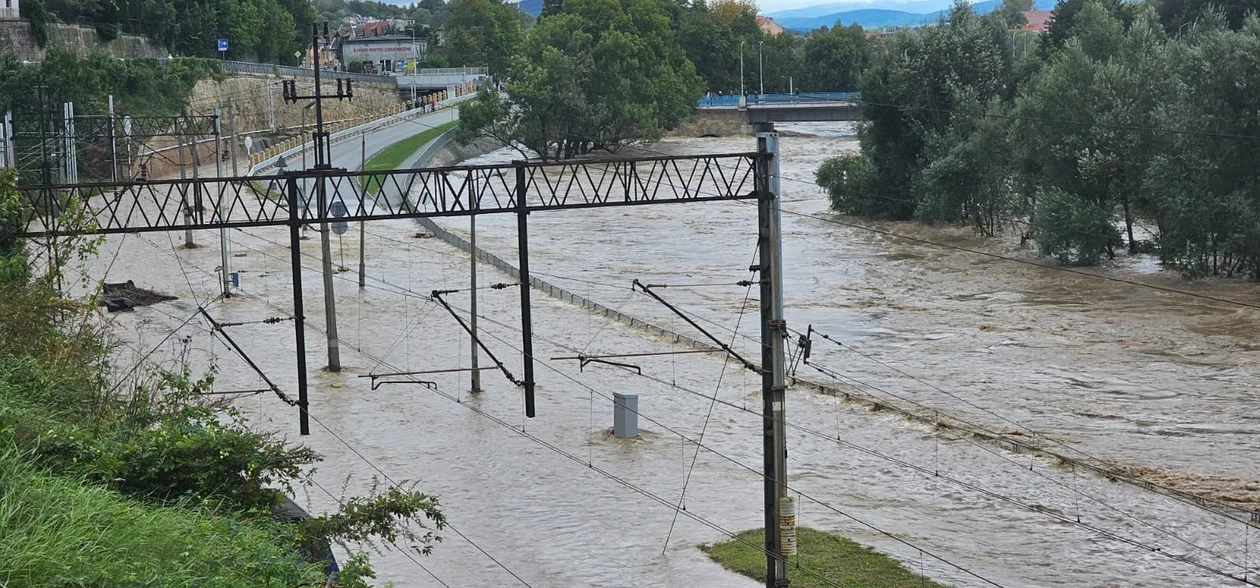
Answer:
458;0;702;160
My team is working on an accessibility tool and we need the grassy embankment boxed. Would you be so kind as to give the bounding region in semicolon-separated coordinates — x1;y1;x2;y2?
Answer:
0;284;327;586
361;120;459;193
0;447;320;585
702;528;952;588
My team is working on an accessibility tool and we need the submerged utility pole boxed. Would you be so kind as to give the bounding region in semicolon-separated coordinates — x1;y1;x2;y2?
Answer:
469;213;481;392
282;22;354;375
213;107;231;298
176;118;194;249
358;134;366;288
756;123;791;588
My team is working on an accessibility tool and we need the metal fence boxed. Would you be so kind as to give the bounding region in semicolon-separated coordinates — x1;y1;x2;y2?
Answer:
698;91;862;108
220;60;395;85
410;67;490;76
220;61;490;85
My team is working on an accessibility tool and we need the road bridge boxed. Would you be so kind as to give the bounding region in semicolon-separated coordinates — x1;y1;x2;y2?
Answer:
698;92;863;125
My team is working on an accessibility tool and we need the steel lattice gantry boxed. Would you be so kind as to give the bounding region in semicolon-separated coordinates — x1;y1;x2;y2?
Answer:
13;150;767;434
16;152;762;237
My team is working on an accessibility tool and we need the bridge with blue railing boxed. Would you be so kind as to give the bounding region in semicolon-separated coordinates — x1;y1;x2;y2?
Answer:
698;91;861;108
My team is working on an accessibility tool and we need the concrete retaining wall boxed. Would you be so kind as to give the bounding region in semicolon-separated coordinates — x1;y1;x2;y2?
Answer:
667;109;751;138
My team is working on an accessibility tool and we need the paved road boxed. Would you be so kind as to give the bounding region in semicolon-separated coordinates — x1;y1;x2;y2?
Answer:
278;106;458;215
315;106;458;172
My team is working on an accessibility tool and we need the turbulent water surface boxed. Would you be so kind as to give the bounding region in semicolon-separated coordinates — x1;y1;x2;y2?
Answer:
80;122;1259;587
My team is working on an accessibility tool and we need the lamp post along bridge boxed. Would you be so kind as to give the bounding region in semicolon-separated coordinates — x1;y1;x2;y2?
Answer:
15;143;794;588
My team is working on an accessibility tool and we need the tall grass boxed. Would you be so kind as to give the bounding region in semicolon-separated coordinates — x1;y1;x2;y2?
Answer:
0;447;323;587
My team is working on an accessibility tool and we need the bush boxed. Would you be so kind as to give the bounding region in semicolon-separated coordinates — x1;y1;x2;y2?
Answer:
22;0;50;48
815;153;873;215
1030;188;1120;266
0;356;320;510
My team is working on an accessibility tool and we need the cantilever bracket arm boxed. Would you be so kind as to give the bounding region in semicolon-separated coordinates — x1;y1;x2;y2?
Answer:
365;375;437;391
431;291;524;387
554;355;643;375
631;279;762;374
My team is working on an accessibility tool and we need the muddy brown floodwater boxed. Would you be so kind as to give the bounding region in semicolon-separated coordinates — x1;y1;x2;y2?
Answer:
76;122;1258;587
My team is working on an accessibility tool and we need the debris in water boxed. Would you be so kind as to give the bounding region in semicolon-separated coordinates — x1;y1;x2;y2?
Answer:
98;280;176;312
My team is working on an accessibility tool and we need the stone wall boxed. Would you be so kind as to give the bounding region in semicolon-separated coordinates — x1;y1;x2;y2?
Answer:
189;76;405;137
667;109;751;138
0;21;168;62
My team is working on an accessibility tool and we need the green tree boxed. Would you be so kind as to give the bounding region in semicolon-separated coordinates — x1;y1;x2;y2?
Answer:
855;2;1015;219
1030;186;1120;265
460;0;702;159
0;170;29;286
543;0;565;16
815;153;872;214
1040;0;1128;53
916;95;1019;236
1144;15;1260;278
1157;0;1260;32
1014;1;1168;256
996;0;1034;28
446;0;525;74
802;22;868;92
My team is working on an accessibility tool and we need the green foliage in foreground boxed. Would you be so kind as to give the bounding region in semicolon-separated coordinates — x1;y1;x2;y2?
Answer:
0;447;324;586
701;527;952;588
0;172;444;586
362;120;459;193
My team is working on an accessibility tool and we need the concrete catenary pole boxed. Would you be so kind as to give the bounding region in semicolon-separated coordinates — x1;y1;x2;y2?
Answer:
358;133;366;288
313;23;341;372
214;106;231;298
470;213;481;392
756;123;790;588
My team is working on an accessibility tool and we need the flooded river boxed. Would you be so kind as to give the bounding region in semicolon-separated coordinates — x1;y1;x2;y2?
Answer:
78;123;1258;587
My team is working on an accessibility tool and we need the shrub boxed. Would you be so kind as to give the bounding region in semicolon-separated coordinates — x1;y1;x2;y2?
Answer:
816;153;873;215
1029;187;1120;266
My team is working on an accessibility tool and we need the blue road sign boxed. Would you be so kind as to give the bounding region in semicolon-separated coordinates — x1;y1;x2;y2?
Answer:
217;39;229;52
329;201;349;235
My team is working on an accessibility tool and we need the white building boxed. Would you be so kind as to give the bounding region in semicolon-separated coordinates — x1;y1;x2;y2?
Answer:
340;34;428;74
2;0;20;21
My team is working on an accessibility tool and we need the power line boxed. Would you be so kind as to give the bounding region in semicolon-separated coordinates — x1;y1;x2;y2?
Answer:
211;232;980;588
198;300;534;587
152;163;1244;581
663;245;758;553
417;272;1257;583
179;211;1247;586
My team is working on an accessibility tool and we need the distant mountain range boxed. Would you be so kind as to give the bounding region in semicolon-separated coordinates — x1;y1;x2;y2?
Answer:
768;0;1056;31
505;0;1055;30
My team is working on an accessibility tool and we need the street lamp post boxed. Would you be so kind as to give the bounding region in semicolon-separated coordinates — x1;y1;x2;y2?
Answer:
759;40;764;97
739;40;745;98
